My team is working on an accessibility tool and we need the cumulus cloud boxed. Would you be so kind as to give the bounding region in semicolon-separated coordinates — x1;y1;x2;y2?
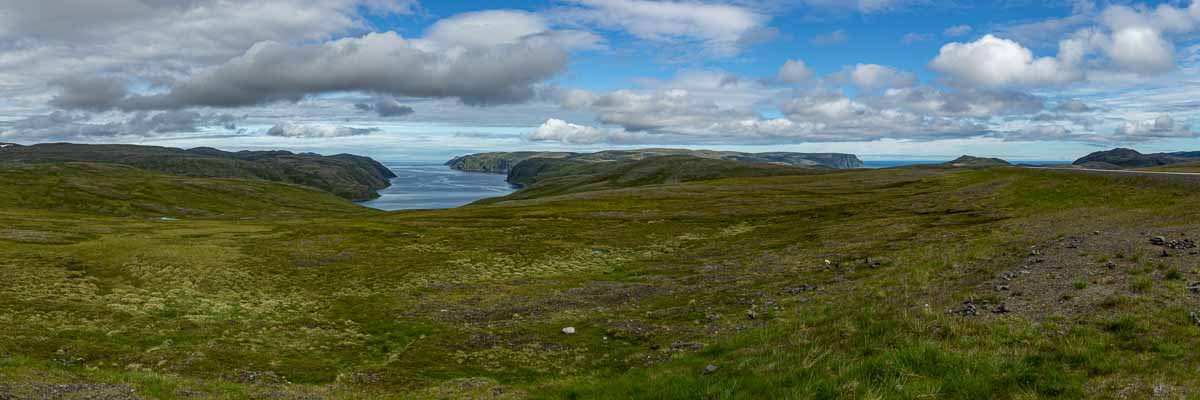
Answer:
869;86;1044;118
354;98;415;117
112;28;577;109
46;10;599;113
810;30;848;45
930;34;1084;87
553;0;769;56
545;84;1013;144
266;123;379;138
1103;27;1176;74
527;118;610;144
831;64;917;91
777;60;815;84
1113;115;1196;140
944;24;972;37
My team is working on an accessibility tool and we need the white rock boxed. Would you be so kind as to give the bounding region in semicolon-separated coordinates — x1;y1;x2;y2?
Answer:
561;327;576;335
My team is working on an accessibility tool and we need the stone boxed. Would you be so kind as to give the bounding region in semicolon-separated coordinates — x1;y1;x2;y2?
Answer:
746;310;757;320
561;327;576;335
1188;282;1200;294
993;303;1011;314
954;300;978;316
1151;236;1167;246
704;364;719;374
1191;312;1200;327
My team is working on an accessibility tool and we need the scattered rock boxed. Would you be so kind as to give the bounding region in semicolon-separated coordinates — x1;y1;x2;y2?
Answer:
954;300;979;316
994;285;1010;292
561;327;576;335
670;341;704;352
746;310;757;320
1189;282;1200;294
1150;236;1195;250
993;303;1011;314
785;284;819;294
1153;383;1171;398
1190;312;1200;327
703;364;719;374
236;371;288;386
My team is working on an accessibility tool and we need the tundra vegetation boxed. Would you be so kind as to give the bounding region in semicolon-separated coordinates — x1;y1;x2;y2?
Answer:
2;154;1200;399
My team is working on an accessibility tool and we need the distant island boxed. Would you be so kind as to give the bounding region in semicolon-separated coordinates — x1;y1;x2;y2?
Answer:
445;149;865;174
0;143;395;201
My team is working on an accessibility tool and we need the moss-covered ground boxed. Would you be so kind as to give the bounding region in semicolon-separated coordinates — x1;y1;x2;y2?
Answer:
2;163;1199;399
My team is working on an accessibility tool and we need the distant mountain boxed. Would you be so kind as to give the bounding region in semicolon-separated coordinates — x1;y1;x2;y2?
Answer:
446;148;864;174
0;143;395;201
1072;148;1200;169
945;155;1011;167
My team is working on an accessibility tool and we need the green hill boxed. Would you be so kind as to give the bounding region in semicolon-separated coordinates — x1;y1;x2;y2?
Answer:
0;143;395;200
477;155;827;204
0;162;369;218
446;148;864;174
2;159;1200;399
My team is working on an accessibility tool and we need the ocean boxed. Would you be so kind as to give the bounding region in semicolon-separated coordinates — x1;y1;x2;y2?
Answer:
360;160;1073;210
357;163;515;211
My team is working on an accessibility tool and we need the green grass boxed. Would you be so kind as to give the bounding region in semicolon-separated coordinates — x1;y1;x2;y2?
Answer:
3;164;1200;398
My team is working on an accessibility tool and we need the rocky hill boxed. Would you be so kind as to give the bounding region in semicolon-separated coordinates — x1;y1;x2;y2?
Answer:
0;143;395;200
446;148;864;173
945;155;1011;167
1073;148;1200;169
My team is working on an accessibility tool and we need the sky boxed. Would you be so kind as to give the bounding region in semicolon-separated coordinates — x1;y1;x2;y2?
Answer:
1;0;1199;161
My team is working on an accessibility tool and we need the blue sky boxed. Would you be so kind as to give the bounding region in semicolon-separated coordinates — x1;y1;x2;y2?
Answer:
1;0;1199;161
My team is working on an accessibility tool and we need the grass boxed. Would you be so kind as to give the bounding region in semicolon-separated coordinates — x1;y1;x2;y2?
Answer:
2;164;1200;398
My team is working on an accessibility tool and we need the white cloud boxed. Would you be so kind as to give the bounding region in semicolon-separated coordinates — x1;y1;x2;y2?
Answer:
930;35;1083;87
777;59;815;84
554;0;769;56
266;123;379;138
833;64;917;90
1104;27;1175;74
527;118;610;144
944;24;972;37
1113;115;1196;141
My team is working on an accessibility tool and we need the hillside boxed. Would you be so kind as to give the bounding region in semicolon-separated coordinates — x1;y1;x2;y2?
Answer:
1073;148;1200;169
0;162;368;218
3;159;1200;398
0;143;396;201
945;155;1011;167
446;148;864;174
478;155;826;204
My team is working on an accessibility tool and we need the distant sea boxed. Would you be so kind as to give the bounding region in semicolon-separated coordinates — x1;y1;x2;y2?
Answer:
357;163;515;211
359;160;1075;211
